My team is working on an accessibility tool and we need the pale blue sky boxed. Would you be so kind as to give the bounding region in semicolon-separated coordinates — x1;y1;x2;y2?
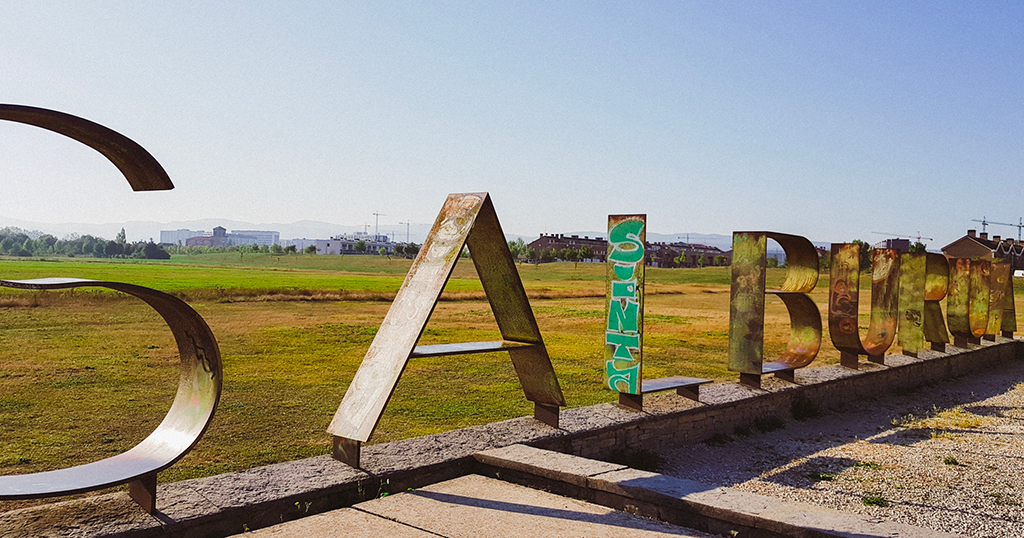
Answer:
1;2;1021;246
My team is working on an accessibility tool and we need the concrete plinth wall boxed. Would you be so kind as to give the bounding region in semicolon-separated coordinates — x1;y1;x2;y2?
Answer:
2;339;1020;538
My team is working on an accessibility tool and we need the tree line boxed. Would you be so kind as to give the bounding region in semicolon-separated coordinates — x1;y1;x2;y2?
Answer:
0;227;170;259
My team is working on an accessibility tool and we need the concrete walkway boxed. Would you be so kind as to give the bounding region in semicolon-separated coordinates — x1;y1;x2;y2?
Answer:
239;474;714;538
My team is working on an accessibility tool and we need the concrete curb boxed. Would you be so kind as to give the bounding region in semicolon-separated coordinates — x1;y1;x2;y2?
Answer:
476;444;959;538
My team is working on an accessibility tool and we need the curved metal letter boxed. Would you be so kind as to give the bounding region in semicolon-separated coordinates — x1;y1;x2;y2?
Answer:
0;278;222;511
828;245;900;368
0;104;173;191
898;252;951;355
948;258;991;347
728;231;821;388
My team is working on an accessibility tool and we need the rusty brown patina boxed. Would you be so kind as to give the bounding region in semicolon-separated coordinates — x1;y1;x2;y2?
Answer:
728;232;821;388
327;193;564;468
828;244;900;368
0;105;218;514
899;252;951;355
0;279;222;514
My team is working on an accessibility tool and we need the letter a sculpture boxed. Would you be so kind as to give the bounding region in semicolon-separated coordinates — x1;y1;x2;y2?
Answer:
328;193;565;467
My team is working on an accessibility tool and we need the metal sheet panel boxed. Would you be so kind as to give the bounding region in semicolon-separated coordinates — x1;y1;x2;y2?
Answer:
604;215;646;394
828;245;899;357
328;193;565;444
0;278;221;500
728;231;821;377
0;104;172;191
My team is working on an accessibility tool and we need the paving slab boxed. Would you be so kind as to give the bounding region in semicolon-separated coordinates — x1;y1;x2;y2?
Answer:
355;475;712;537
242;507;434;537
477;444;958;538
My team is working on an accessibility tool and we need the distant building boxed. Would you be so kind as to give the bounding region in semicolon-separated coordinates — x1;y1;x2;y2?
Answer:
527;233;731;267
231;230;280;247
182;226;280;248
528;234;607;262
872;238;912;253
282;238;319;250
647;242;731;268
942;229;1024;271
315;232;396;255
160;229;205;246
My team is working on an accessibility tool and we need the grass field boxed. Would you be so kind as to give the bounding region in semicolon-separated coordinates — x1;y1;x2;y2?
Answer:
0;253;1019;509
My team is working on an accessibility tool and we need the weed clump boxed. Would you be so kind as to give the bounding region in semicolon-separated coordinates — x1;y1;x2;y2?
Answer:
862;495;889;507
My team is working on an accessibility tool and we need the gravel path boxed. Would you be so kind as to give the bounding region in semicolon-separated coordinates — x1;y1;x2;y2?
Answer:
659;358;1024;538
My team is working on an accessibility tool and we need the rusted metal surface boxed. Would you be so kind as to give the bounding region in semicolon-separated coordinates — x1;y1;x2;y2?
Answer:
986;263;1011;339
0;104;172;191
1003;270;1017;337
948;258;991;346
829;245;900;368
899;252;950;355
923;253;951;348
328;193;565;461
0;278;222;513
728;232;821;387
604;214;646;394
970;260;992;339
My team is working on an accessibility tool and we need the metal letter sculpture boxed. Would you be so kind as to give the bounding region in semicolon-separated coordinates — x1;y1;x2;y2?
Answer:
985;263;1012;341
828;244;900;369
947;258;991;348
0;105;222;513
328;193;565;468
898;252;950;355
605;215;709;411
605;215;646;395
728;232;821;389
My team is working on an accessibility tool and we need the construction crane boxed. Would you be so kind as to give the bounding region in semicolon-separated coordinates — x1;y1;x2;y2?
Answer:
373;211;386;240
973;217;1023;242
870;231;934;243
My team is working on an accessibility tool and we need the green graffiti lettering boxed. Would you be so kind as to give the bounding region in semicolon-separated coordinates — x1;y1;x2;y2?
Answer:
612;264;635;280
606;360;640;393
605;332;639;360
611;280;637;299
607;299;639;333
608;220;645;264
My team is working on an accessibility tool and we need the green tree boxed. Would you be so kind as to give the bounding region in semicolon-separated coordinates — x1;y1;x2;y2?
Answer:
715;255;726;266
116;228;126;245
540;248;556;263
579;245;594;261
851;239;872;269
697;254;706;268
378;246;387;256
270;243;284;254
284;245;297;254
354;240;367;253
405;243;420;257
910;242;927;253
507;238;528;260
766;256;779;268
304;245;318;254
